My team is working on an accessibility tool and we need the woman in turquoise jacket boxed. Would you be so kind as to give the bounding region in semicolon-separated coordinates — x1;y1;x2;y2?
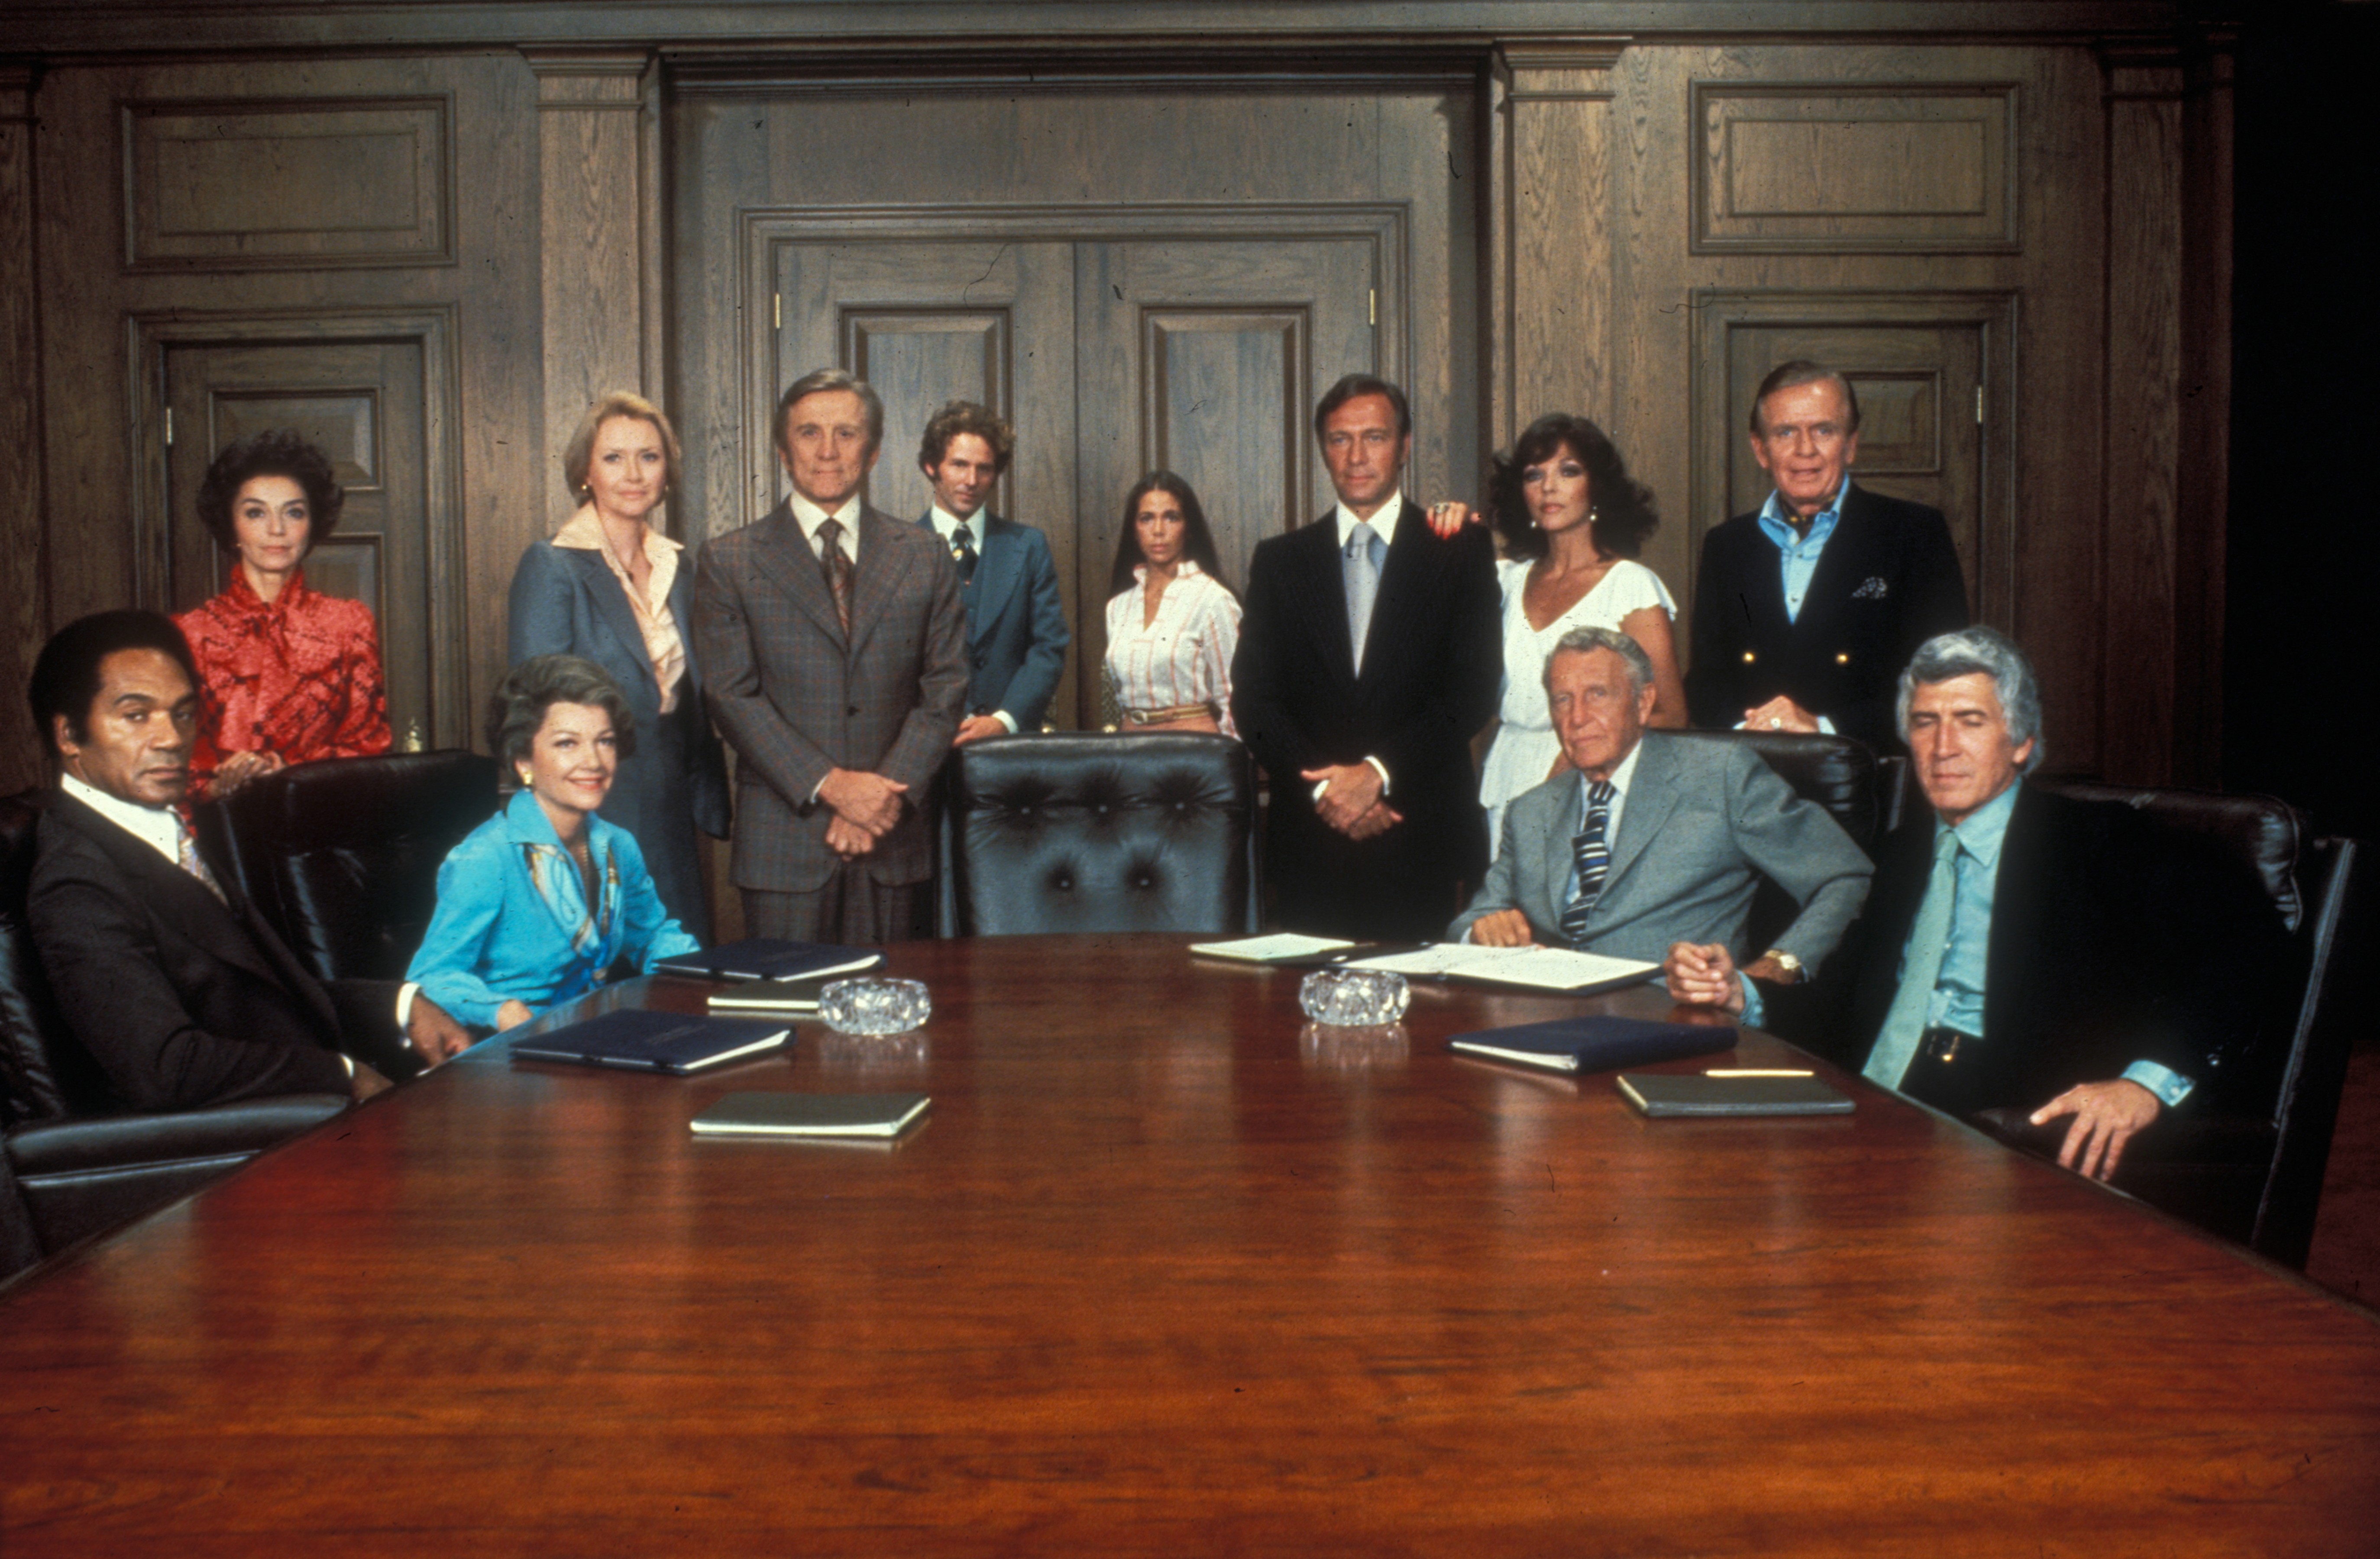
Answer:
408;655;699;1031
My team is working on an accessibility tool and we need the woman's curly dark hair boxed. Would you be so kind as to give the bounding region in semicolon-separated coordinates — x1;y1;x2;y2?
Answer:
194;430;345;554
1488;414;1658;562
487;655;639;788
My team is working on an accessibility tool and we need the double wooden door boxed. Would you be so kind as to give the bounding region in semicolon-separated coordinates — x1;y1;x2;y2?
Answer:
670;74;1478;729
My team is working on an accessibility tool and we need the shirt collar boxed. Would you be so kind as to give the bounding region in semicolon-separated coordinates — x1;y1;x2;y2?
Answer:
787;488;864;555
1939;778;2020;867
1579;734;1645;814
1756;476;1852;550
1132;558;1206;586
928;505;982;547
61;771;183;864
551;505;680;558
1333;490;1403;551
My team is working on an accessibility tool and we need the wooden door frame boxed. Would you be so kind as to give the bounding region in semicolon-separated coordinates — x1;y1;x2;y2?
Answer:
732;203;1412;538
1688;288;2020;632
128;304;470;747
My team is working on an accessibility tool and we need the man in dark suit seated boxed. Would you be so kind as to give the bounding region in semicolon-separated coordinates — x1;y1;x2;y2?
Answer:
1231;373;1501;940
1665;627;2277;1181
1449;626;1871;973
24;611;471;1112
913;400;1070;746
1686;359;1969;748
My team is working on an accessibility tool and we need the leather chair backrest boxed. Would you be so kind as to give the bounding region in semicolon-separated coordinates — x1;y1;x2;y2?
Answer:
947;734;1257;936
0;790;120;1125
213;751;500;983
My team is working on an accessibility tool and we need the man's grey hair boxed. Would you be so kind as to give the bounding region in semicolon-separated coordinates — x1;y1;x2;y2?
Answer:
775;367;885;457
1542;625;1654;699
1897;625;2044;773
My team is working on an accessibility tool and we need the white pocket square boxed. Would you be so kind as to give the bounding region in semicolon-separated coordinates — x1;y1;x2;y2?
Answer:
1850;576;1890;601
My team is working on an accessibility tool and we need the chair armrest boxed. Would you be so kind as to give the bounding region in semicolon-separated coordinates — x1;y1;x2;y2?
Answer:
1970;1106;2279;1170
5;1094;349;1177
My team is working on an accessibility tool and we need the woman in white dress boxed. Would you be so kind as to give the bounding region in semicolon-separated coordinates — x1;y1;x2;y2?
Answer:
1478;414;1687;854
1102;472;1242;737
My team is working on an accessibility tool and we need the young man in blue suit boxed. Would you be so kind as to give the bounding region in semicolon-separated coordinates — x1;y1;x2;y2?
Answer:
915;401;1071;744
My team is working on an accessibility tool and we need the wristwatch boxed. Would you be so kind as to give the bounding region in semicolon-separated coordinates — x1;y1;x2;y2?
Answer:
1759;949;1804;984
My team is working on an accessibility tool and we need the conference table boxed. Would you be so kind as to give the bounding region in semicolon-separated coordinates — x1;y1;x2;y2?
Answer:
3;934;2377;1553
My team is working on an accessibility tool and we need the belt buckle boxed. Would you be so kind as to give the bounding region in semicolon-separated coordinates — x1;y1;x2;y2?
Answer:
1924;1029;1967;1064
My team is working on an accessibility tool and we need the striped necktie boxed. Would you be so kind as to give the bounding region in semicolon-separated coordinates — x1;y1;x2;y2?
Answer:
1556;779;1617;947
175;811;226;904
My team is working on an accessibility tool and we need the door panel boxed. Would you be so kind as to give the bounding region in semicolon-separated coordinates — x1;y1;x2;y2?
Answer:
164;337;433;748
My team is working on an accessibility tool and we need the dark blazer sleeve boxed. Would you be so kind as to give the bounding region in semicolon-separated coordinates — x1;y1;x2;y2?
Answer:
28;826;352;1111
999;526;1071;730
1685;520;1755;730
1372;518;1500;798
1229;531;1326;782
665;559;734;838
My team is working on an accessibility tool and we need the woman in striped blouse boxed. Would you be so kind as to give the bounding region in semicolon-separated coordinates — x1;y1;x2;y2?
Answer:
1101;472;1241;737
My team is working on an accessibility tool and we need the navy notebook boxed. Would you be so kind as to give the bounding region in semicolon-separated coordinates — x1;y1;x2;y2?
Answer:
510;1009;792;1075
651;939;884;983
1447;1016;1735;1075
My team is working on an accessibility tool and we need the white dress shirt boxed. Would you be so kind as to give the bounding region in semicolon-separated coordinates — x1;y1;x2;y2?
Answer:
788;488;863;564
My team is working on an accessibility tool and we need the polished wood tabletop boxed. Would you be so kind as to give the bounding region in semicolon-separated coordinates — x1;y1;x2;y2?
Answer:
4;933;2377;1554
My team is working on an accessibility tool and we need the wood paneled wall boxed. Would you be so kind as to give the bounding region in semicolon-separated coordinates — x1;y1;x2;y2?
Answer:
0;6;2236;797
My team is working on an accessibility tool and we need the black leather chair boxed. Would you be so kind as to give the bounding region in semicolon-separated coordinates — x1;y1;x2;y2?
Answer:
1;790;347;1264
209;750;500;982
1661;728;1884;955
1973;782;2365;1267
941;733;1258;936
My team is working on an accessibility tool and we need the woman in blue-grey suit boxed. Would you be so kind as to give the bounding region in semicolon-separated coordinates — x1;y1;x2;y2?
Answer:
408;656;699;1032
509;392;729;940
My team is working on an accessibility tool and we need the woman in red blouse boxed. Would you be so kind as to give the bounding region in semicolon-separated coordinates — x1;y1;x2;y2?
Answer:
175;430;392;798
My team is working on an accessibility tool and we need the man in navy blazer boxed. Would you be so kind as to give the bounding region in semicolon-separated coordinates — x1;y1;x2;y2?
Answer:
1232;375;1500;940
913;401;1070;743
1686;360;1969;749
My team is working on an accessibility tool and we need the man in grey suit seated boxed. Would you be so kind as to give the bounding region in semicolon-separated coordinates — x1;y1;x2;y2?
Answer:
1448;626;1872;977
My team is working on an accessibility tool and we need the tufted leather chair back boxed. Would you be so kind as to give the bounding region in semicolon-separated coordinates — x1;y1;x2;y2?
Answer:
212;751;500;983
0;790;119;1126
945;734;1258;936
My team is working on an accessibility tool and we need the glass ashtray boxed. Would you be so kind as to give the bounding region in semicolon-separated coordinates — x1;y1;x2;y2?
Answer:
819;976;931;1036
1298;968;1410;1028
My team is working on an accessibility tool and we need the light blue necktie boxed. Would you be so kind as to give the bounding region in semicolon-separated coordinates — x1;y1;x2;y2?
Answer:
1863;827;1963;1088
1344;521;1382;674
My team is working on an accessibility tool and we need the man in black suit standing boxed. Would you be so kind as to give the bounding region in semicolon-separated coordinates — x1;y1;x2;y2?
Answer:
1686;360;1969;748
1665;627;2284;1182
24;611;470;1113
1232;374;1500;940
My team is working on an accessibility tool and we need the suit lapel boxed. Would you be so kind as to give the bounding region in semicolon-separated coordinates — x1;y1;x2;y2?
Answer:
1290;516;1359;694
1356;501;1430;696
847;507;914;658
747;503;847;647
1537;771;1586;922
1599;735;1678;893
54;794;300;998
1788;485;1880;645
566;547;658;682
968;515;1025;643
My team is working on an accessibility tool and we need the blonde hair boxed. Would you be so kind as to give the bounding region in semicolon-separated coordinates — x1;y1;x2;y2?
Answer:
563;392;683;505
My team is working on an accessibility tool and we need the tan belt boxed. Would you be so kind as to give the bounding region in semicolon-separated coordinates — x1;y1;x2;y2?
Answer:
1123;702;1214;725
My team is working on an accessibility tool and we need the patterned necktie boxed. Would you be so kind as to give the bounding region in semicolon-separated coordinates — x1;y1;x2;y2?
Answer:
175;811;226;903
1344;521;1381;674
1556;779;1617;947
951;524;978;586
1862;826;1964;1088
816;517;854;636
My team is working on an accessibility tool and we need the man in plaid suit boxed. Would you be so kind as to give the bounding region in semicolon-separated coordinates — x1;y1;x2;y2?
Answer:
694;369;968;942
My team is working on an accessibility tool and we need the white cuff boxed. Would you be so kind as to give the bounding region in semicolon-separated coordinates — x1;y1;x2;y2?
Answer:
1364;756;1390;793
993;710;1019;734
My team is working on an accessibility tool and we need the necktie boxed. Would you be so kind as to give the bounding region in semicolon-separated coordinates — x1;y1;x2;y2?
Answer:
1344;521;1381;674
175;812;226;903
1862;826;1964;1088
951;524;978;586
816;518;853;636
1556;779;1617;947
